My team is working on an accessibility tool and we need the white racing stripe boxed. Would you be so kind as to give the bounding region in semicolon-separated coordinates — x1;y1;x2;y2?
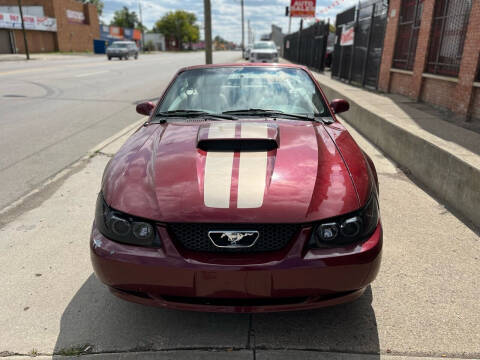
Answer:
203;123;236;208
237;123;269;208
203;122;269;209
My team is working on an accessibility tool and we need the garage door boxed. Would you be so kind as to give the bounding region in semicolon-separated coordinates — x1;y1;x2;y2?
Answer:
0;29;13;54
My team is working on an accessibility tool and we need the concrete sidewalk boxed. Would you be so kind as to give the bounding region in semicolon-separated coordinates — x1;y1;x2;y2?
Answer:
309;70;480;230
1;116;478;359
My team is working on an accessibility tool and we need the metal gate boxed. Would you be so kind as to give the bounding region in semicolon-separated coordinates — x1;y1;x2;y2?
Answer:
331;0;388;89
284;21;330;72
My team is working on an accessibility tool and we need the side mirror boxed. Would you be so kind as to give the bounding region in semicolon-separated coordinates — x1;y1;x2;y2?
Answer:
330;99;350;114
136;101;155;116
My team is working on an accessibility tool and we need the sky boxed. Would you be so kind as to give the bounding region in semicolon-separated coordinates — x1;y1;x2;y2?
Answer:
101;0;358;44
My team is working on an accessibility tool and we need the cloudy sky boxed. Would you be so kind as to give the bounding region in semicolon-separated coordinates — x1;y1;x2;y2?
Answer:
102;0;358;44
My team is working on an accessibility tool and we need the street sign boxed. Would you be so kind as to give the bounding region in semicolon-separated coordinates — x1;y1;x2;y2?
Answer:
340;24;354;46
290;0;316;18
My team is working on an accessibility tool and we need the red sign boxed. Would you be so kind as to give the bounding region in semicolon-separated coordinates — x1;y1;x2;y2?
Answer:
340;25;354;46
290;0;316;18
132;29;142;40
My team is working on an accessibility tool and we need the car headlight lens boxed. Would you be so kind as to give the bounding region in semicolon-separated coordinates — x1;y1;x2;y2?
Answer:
310;194;379;248
95;193;160;247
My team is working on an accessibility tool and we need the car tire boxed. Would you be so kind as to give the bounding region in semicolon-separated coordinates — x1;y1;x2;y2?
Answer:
108;56;111;61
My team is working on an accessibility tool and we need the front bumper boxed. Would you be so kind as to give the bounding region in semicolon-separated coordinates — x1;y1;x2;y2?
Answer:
250;58;279;63
90;223;382;313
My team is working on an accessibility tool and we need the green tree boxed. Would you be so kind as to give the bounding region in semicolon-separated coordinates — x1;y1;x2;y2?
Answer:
154;11;199;48
81;0;104;16
110;6;142;29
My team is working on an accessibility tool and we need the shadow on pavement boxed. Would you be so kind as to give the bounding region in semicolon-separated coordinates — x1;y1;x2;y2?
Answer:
252;287;379;355
53;275;379;357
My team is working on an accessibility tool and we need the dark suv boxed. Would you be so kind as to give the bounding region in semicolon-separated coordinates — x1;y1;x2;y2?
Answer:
106;41;139;60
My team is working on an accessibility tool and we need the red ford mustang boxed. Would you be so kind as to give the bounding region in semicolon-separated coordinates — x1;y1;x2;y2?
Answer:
90;63;382;313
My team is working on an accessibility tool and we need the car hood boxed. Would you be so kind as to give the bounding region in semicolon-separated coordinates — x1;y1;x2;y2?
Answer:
102;120;365;223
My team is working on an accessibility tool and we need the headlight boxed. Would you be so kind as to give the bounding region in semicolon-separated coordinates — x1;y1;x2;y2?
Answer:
95;193;160;247
309;194;379;248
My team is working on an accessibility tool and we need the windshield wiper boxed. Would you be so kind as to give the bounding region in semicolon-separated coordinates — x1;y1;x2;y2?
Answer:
152;110;237;122
223;109;314;121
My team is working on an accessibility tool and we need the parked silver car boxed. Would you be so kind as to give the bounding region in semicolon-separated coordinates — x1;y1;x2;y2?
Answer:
106;41;139;60
249;41;279;63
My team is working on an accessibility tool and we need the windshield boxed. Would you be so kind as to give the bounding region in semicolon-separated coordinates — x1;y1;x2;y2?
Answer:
110;43;128;48
253;42;276;49
157;67;328;117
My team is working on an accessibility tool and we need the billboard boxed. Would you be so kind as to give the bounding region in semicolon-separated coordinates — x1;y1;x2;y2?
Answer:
290;0;316;18
0;12;57;31
66;9;85;24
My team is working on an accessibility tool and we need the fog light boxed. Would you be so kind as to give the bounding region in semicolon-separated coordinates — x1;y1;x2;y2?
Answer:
317;222;338;243
340;216;362;237
110;215;131;236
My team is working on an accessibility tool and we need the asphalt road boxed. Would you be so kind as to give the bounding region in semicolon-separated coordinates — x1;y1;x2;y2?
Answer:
0;51;240;211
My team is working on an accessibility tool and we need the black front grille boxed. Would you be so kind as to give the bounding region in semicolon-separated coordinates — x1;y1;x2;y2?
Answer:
168;223;301;253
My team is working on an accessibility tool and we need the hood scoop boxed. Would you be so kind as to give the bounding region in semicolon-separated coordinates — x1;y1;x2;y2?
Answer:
197;122;279;152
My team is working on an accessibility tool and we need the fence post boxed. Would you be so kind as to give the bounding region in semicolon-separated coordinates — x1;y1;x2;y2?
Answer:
362;3;376;87
348;6;360;83
297;19;303;63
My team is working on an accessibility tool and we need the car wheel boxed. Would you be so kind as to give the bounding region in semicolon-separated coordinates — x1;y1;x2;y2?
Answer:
108;56;111;61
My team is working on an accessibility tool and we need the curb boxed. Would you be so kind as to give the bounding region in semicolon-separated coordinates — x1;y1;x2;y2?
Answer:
87;117;146;156
0;118;145;216
318;82;480;229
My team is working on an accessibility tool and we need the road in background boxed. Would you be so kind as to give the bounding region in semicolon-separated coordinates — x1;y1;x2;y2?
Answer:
0;51;240;210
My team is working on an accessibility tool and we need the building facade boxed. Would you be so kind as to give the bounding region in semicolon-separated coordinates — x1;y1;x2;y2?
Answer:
378;0;480;122
0;0;99;53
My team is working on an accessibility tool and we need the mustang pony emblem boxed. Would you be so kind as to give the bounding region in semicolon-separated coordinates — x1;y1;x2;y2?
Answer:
208;230;260;248
221;232;256;244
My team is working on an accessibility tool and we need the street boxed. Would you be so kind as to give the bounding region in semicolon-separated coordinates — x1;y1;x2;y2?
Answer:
0;50;478;357
0;51;240;212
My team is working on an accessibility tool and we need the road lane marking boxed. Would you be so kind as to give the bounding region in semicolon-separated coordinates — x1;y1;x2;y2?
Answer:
75;70;109;78
0;60;111;76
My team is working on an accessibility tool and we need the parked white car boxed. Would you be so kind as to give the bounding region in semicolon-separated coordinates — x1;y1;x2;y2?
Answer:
249;41;279;63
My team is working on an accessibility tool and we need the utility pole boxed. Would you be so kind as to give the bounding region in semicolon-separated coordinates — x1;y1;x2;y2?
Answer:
241;0;245;51
17;0;29;60
287;6;292;34
138;0;144;51
204;0;212;64
247;19;251;45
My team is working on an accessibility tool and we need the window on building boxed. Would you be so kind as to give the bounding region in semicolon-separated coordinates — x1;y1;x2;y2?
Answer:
426;0;472;77
393;0;424;70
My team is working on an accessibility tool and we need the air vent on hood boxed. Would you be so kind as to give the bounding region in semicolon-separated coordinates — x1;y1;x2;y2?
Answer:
197;122;279;152
197;138;278;152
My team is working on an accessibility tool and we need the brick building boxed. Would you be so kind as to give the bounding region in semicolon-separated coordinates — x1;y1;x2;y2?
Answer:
0;0;99;53
378;0;480;122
